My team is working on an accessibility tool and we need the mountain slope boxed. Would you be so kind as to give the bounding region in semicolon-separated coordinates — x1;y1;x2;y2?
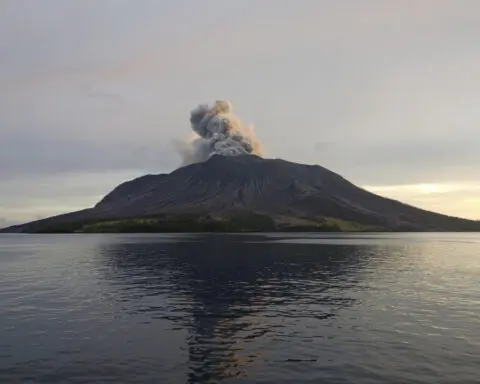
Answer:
3;155;479;233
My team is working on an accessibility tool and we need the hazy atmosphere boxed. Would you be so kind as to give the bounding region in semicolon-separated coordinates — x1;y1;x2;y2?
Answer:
1;0;480;227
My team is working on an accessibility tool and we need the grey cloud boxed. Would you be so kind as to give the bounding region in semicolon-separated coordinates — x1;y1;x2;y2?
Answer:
0;131;179;181
308;136;480;185
0;1;178;77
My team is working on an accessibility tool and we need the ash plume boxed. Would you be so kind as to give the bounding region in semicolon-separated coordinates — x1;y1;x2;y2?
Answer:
175;100;263;166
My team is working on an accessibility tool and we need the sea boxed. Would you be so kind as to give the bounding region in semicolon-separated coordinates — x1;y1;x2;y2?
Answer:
0;233;479;383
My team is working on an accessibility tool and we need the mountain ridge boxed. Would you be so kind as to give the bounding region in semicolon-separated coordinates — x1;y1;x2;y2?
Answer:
2;155;479;233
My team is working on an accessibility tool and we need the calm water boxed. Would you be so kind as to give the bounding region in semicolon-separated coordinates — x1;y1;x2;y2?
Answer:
0;233;479;383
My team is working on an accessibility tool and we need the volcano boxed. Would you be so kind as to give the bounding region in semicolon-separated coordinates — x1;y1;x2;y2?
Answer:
2;155;479;233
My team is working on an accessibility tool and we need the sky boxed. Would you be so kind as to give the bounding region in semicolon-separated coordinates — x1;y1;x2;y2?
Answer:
1;0;480;227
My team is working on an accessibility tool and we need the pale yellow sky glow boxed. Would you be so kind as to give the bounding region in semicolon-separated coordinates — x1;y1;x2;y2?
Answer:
363;183;480;220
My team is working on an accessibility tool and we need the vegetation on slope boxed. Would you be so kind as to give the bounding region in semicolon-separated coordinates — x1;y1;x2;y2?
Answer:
30;213;375;233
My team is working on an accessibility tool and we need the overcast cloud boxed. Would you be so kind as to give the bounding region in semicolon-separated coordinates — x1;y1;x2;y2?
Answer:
1;0;480;227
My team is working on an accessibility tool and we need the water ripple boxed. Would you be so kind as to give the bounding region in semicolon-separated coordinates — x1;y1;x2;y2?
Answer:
0;233;479;383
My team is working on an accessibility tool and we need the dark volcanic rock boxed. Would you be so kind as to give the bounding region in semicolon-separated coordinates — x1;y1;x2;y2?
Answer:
3;155;479;232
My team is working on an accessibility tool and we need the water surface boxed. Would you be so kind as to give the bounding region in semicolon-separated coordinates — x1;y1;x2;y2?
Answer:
0;233;479;383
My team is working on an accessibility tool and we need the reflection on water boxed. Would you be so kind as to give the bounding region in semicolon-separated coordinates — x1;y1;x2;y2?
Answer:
0;233;479;383
98;235;372;382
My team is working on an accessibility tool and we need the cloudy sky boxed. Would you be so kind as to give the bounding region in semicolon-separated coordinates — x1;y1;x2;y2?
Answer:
1;0;480;227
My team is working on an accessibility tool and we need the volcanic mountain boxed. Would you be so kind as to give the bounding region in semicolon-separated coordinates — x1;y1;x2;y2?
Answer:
3;155;479;233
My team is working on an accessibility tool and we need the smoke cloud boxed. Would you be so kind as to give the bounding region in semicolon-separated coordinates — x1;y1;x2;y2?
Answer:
175;100;263;166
